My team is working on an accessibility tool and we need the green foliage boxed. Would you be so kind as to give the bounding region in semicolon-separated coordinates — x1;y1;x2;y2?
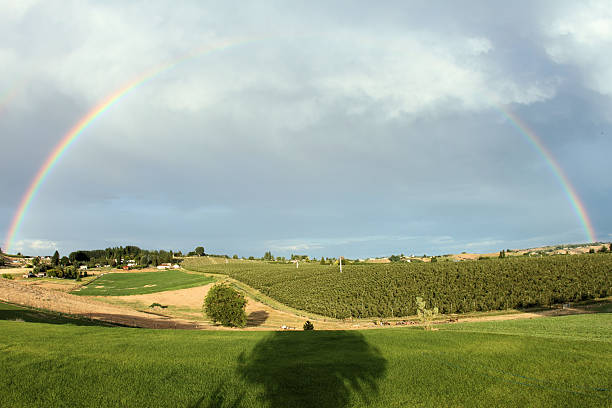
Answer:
195;246;205;256
499;250;506;258
183;254;612;318
263;251;274;261
66;246;175;267
416;297;438;330
204;284;247;327
303;320;314;330
388;255;401;262
51;250;60;266
1;273;14;280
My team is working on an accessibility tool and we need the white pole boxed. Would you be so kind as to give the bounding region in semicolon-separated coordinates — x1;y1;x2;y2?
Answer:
339;256;342;273
296;261;299;269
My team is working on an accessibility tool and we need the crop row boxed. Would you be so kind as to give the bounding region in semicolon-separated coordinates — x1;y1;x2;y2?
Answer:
183;254;612;318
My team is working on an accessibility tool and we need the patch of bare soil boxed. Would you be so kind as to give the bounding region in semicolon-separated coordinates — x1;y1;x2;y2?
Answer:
0;278;208;330
109;283;343;330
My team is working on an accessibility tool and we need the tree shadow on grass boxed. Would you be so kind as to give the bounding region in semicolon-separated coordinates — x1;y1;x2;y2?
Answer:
189;383;244;408
0;304;114;327
247;310;269;327
238;330;387;408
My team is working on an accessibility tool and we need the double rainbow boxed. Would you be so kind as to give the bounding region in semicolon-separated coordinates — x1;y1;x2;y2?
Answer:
2;43;597;252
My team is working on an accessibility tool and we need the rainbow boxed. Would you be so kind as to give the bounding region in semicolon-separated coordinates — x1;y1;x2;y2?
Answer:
500;107;596;243
3;38;252;252
3;42;597;251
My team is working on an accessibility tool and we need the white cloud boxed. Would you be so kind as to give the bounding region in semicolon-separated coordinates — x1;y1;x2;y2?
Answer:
266;235;417;252
12;239;58;253
466;37;493;55
465;239;504;249
544;1;612;95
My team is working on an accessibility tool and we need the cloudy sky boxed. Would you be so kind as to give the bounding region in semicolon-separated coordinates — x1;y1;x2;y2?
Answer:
1;1;611;258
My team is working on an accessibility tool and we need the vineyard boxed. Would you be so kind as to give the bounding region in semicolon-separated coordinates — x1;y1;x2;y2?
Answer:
183;254;612;318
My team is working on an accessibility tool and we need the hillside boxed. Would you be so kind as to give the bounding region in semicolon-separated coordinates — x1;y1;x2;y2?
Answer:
183;253;612;318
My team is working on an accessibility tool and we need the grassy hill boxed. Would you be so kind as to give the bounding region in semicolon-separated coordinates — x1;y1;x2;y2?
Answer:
182;254;612;318
0;301;609;407
72;270;214;296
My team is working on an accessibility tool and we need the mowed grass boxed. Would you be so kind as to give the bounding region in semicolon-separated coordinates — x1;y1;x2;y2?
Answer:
72;270;214;296
0;305;609;407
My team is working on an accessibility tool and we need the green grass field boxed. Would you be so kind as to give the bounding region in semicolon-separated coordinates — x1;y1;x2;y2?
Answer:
72;270;215;296
0;301;609;407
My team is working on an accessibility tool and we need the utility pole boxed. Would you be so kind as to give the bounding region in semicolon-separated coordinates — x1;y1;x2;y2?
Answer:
339;256;342;273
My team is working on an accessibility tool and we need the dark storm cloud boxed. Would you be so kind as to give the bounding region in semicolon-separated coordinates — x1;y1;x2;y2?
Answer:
1;1;611;256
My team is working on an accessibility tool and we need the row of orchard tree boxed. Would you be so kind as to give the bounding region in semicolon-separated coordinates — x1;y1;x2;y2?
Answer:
211;253;612;319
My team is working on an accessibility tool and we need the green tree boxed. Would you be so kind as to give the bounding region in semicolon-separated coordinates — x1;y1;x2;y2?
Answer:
60;256;70;267
416;297;438;330
303;320;314;330
320;257;326;265
204;284;247;327
232;254;238;259
32;257;40;266
195;246;205;256
51;250;60;266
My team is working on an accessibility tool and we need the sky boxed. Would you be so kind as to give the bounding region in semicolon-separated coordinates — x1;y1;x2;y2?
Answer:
1;1;611;258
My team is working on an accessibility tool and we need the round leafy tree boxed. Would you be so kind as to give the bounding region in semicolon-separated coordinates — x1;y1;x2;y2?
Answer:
204;284;247;327
303;320;314;330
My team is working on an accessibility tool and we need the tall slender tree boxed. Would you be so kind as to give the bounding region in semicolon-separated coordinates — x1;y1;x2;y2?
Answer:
52;250;60;266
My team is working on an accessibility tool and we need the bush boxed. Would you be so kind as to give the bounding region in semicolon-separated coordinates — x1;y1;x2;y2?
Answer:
204;284;247;327
2;273;14;280
303;320;314;331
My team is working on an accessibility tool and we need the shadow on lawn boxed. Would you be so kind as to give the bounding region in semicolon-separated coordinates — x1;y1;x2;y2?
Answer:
246;310;269;327
237;330;387;408
189;384;244;408
0;307;112;327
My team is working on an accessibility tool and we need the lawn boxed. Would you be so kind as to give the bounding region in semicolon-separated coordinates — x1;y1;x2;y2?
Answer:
72;270;215;296
0;303;609;407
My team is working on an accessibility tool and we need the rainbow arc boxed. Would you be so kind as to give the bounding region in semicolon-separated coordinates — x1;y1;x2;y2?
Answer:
2;41;597;251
